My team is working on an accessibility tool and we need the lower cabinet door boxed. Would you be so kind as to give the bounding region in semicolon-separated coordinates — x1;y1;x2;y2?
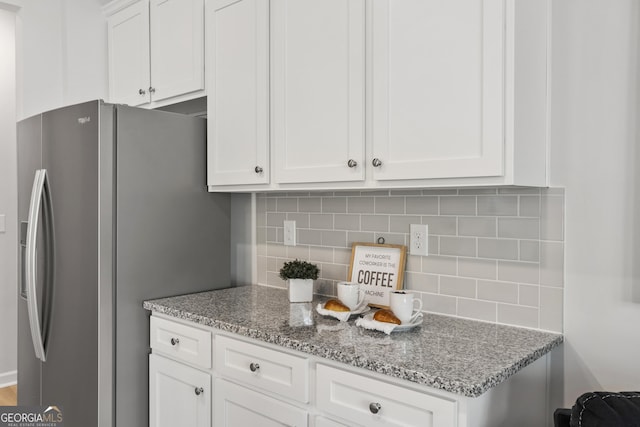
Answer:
316;364;457;427
149;354;211;427
215;378;308;427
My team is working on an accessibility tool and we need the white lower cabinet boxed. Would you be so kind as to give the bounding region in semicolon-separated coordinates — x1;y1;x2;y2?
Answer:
149;354;211;427
316;364;457;427
149;314;551;427
214;379;308;427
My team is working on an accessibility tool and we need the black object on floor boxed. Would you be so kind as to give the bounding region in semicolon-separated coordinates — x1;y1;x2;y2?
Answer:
554;391;640;427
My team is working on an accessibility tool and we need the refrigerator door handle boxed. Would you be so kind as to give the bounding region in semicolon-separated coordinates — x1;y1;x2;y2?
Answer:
25;169;52;362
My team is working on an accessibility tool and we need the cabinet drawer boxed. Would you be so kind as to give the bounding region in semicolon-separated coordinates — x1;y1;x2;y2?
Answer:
150;316;212;369
215;379;308;427
215;335;309;403
316;364;457;427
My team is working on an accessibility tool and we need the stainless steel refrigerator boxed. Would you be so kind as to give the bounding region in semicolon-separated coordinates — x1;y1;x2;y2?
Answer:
16;100;231;427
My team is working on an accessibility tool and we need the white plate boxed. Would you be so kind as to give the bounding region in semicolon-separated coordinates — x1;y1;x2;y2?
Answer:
318;302;371;318
361;312;423;332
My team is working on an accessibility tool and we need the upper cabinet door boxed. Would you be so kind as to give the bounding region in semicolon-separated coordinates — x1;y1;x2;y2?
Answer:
371;0;505;181
272;0;365;184
206;0;269;186
150;0;205;102
107;1;151;107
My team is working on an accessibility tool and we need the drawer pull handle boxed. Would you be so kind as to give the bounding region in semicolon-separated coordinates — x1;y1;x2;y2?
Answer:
347;159;357;168
369;402;382;414
255;166;263;174
170;337;180;346
372;158;383;167
194;387;204;396
249;363;260;372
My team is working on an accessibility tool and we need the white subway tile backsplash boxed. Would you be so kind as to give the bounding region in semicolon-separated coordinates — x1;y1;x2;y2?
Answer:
458;217;496;237
347;197;374;213
478;196;518;216
422;255;457;275
478;238;519;260
540;241;564;287
458;298;497;322
298;197;321;212
321;230;347;247
361;215;389;232
322;197;347;213
519;240;540;262
310;213;334;230
333;248;352;265
519;284;540;307
440;196;477;215
440;236;477;257
458;258;497;280
277;198;298;212
404;272;438;293
347;231;375;246
406;196;439;214
310;246;334;263
256;188;564;332
422;293;457;315
519;195;541;217
541;195;564;241
390;215;421;233
498;261;540;284
539;286;564;332
422;216;457;235
477;280;518;304
375;196;406;214
497;304;539;329
334;214;360;230
440;276;476;298
286;213;310;228
498;218;540;239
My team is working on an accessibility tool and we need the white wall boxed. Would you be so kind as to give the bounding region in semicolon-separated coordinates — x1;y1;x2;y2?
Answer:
16;0;107;119
550;0;640;404
0;0;107;387
0;6;17;387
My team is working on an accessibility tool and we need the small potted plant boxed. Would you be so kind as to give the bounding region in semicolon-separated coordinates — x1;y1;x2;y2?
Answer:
279;259;319;303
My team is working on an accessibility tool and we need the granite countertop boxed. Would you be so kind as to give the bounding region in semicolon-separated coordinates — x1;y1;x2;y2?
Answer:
143;285;563;398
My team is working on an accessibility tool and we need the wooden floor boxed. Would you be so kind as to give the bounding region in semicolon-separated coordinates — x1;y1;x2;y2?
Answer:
0;385;17;406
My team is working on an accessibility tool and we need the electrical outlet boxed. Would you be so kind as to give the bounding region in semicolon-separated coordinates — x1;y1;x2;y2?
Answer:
284;220;296;246
410;224;428;256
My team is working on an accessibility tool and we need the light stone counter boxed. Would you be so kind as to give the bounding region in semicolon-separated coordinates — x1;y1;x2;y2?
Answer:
143;285;562;398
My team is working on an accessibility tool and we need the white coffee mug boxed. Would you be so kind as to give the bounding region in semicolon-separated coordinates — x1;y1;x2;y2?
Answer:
337;281;365;310
390;291;423;324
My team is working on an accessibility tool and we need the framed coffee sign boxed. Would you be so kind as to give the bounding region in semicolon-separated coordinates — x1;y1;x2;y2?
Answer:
348;242;407;308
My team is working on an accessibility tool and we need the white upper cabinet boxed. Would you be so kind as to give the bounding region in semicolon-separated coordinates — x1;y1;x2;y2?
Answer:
206;0;269;186
106;0;205;108
370;0;504;181
271;0;365;184
206;0;550;191
107;1;151;107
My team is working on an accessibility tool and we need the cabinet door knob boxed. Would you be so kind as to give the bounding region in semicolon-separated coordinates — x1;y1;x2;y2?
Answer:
249;362;260;372
369;402;382;414
347;159;357;168
170;337;180;346
372;158;382;167
149;87;156;94
254;166;263;174
138;89;146;95
194;387;204;396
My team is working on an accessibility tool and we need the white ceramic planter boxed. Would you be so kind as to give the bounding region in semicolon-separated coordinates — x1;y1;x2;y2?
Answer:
288;279;314;303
